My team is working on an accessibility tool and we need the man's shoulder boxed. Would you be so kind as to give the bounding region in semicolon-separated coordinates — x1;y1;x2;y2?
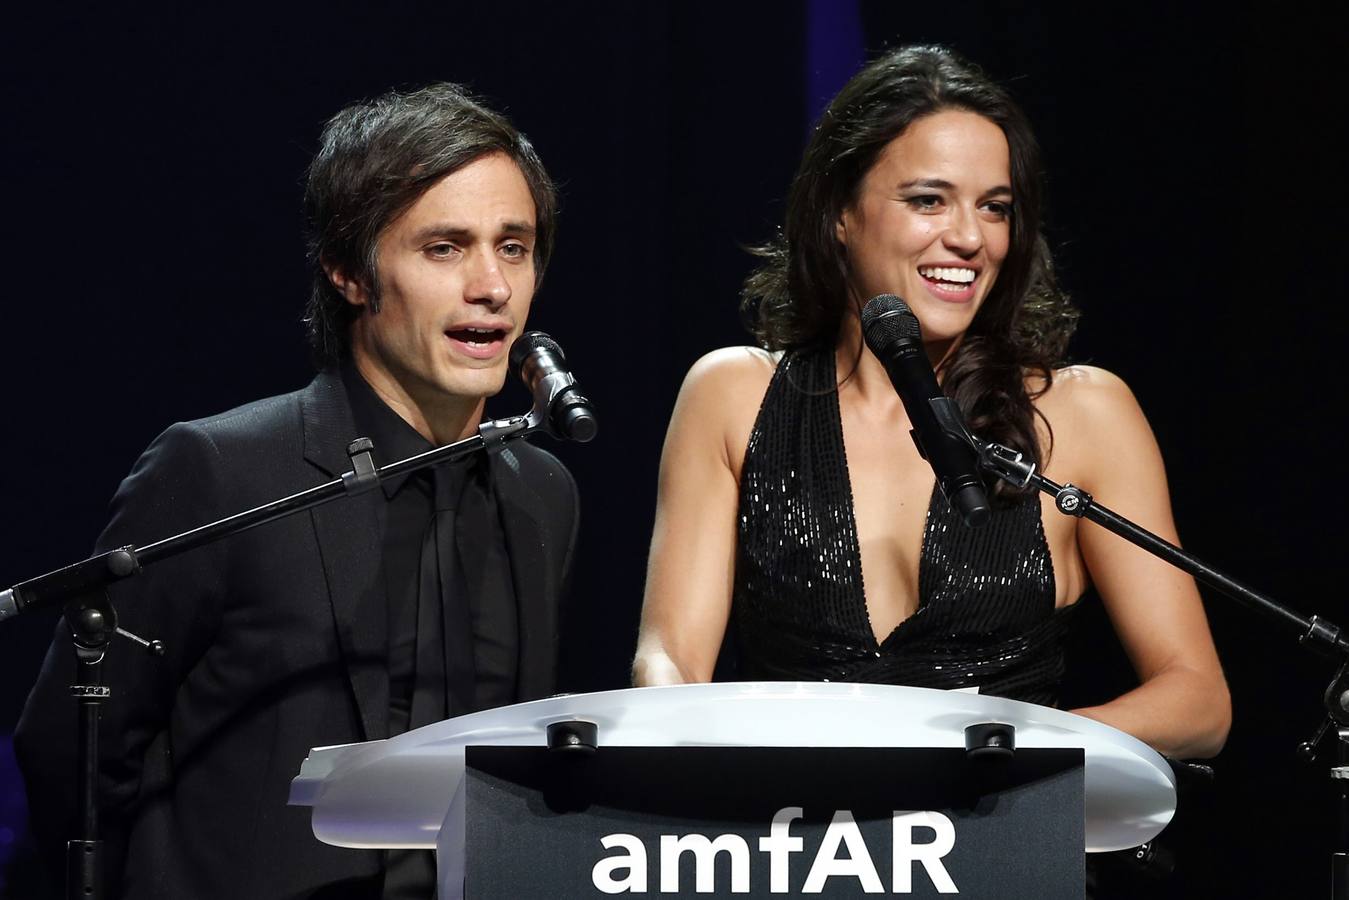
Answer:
131;371;342;483
497;439;577;504
494;439;579;549
501;438;569;476
183;372;335;443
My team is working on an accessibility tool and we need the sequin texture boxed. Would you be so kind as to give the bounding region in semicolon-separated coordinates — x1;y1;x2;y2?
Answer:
732;346;1071;705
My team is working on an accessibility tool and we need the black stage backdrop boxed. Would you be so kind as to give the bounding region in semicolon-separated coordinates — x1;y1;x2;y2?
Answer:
0;3;1342;897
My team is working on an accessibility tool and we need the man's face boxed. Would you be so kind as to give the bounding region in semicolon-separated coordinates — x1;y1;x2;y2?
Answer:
343;152;537;437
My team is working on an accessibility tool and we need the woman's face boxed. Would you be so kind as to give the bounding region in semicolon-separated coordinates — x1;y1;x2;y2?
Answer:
836;109;1012;346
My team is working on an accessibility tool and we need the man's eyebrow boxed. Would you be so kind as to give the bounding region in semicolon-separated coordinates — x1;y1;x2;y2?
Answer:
408;221;537;243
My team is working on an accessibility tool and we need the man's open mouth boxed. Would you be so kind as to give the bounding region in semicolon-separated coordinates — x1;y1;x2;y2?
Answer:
446;326;509;347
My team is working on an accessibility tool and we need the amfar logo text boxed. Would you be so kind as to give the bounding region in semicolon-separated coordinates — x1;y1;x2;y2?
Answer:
590;806;958;894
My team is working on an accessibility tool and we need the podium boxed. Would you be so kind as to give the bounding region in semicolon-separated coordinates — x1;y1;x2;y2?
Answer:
290;683;1175;897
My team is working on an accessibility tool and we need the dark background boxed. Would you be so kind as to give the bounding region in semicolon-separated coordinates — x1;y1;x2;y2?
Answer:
0;2;1342;897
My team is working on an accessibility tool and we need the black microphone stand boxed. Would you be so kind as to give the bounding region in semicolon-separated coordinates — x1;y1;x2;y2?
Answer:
0;406;551;900
923;396;1349;896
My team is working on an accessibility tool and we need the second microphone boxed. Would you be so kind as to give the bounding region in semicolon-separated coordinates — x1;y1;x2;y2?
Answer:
860;294;990;528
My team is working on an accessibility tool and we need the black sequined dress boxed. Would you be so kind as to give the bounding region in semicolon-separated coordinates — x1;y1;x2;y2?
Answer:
732;346;1073;706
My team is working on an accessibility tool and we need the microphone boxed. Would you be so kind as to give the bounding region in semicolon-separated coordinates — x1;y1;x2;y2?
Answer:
860;294;990;528
509;332;598;443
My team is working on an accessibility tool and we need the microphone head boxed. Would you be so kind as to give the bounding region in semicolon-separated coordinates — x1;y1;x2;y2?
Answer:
860;294;923;351
509;331;564;371
508;331;599;443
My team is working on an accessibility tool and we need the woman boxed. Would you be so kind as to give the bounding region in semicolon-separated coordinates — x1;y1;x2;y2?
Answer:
633;45;1229;760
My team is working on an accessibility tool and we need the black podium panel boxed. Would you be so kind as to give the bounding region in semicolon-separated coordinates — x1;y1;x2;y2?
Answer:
465;746;1084;898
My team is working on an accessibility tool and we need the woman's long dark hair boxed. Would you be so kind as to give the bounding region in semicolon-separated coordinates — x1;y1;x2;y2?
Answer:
742;45;1078;495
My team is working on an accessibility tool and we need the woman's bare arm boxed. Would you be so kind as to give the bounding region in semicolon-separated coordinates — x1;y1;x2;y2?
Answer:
633;349;775;685
1045;366;1231;758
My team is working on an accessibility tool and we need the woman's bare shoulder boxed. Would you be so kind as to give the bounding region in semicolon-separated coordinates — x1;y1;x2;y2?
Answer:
687;345;781;383
1033;364;1138;421
678;346;781;409
1033;364;1157;477
670;346;782;471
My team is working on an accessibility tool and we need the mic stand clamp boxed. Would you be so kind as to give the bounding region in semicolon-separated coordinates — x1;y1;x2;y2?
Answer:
479;411;537;449
341;438;380;495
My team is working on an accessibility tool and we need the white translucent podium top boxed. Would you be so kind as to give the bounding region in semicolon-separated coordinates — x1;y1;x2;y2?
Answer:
290;682;1176;853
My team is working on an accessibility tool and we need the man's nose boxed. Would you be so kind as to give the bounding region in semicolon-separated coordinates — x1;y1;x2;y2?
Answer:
465;249;511;306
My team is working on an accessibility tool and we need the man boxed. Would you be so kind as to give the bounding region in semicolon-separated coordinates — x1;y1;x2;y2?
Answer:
16;84;577;899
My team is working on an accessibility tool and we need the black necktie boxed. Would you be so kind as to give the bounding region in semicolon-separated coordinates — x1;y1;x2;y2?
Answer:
409;462;478;728
386;463;475;900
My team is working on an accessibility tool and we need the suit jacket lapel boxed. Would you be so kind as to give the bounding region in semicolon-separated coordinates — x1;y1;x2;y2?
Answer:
489;446;558;701
301;369;390;742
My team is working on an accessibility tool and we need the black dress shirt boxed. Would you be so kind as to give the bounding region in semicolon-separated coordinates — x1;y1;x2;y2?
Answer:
341;363;521;730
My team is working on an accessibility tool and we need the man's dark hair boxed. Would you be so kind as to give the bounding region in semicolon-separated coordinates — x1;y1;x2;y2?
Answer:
741;45;1079;490
304;83;558;364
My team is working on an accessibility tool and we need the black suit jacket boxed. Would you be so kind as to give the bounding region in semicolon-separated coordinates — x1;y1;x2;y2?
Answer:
15;369;578;899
